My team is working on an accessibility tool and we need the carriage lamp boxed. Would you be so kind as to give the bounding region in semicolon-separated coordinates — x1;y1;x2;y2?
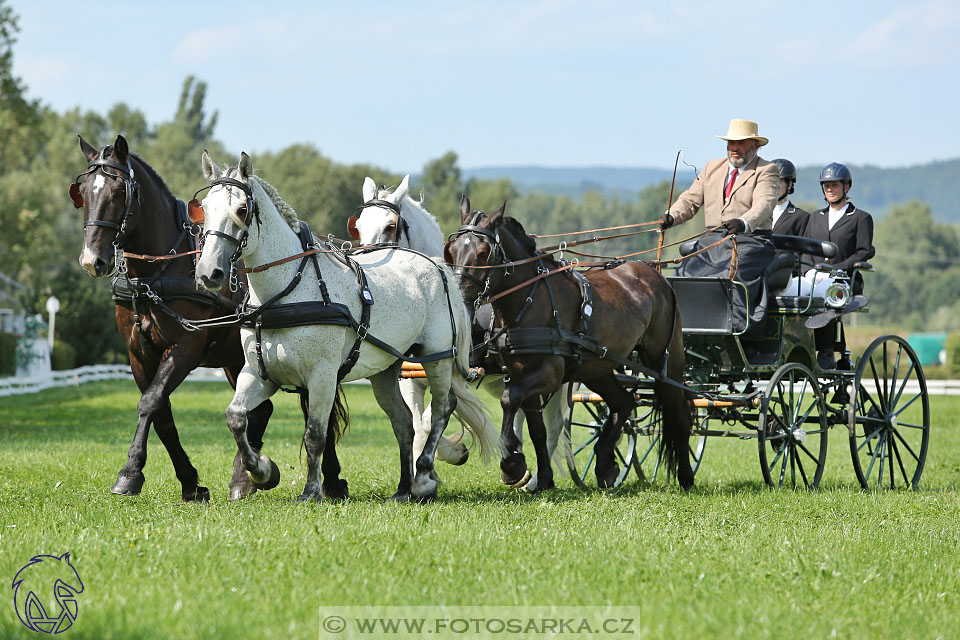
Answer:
824;279;851;310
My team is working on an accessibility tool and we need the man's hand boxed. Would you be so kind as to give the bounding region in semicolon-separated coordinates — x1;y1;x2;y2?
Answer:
659;212;674;230
721;219;746;235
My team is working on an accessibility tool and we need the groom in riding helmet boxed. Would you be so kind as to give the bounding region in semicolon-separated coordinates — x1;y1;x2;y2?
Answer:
804;162;875;371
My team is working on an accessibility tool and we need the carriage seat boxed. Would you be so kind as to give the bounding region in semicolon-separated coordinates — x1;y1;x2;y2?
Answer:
763;253;796;290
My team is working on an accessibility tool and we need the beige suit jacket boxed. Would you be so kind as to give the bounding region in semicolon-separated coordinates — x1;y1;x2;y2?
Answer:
667;156;779;231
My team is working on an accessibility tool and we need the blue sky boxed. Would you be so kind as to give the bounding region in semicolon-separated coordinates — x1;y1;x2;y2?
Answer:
11;0;960;173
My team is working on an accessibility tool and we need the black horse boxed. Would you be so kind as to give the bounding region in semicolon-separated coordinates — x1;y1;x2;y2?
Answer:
445;198;694;491
70;134;277;501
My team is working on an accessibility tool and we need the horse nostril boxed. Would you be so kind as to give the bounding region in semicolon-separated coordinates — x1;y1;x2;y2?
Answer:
210;268;224;282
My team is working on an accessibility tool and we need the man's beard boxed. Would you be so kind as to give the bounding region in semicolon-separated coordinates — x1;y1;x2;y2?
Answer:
729;149;756;168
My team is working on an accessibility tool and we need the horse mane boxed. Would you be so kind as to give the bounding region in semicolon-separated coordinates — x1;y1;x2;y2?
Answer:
503;215;560;266
251;175;299;232
128;152;174;200
222;166;299;232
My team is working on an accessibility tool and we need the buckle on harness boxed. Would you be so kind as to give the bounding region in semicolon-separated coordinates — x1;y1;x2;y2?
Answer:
598;346;608;359
357;324;369;340
361;289;374;304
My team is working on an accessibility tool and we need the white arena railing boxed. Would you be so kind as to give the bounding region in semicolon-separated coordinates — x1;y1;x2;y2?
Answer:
0;365;371;397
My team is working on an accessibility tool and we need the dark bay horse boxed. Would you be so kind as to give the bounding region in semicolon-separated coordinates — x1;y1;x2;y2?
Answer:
444;198;694;491
70;134;276;501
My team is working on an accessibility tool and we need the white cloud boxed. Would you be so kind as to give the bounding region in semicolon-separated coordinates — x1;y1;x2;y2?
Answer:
846;1;960;68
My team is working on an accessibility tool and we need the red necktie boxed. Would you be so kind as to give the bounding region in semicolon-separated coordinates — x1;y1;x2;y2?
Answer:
724;168;739;202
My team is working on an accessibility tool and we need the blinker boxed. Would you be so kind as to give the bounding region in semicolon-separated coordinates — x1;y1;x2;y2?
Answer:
69;183;83;209
347;216;360;240
187;199;205;224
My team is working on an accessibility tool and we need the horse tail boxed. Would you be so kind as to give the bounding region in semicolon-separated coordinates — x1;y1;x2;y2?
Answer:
656;302;694;489
327;383;349;443
448;298;501;464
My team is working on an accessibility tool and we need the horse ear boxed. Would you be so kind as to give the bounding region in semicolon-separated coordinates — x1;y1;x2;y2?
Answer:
362;177;377;203
487;200;507;227
78;135;98;162
113;135;129;161
392;174;410;203
238;152;253;180
460;194;472;223
201;150;221;180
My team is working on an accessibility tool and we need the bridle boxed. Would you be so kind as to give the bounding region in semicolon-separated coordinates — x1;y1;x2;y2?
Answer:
190;176;259;292
347;196;409;245
447;211;509;307
70;149;141;272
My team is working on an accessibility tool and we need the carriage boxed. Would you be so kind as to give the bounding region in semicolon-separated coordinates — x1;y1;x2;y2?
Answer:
562;234;930;490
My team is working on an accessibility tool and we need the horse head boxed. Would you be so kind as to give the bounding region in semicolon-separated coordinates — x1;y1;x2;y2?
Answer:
72;134;140;277
443;195;513;308
349;174;411;245
195;151;259;291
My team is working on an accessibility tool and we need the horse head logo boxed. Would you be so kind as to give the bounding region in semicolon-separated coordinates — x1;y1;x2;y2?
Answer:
12;552;84;634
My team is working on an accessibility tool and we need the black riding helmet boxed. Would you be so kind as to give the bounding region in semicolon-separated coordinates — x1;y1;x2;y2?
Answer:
819;162;852;203
772;158;797;195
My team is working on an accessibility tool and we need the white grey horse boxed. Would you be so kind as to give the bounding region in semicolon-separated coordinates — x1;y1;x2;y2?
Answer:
194;152;499;501
352;176;569;490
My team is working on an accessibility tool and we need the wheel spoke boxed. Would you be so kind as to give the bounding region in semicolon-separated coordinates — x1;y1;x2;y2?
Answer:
796;450;810;487
869;356;887;412
856;425;885;452
864;431;885;482
856;386;884;418
579;448;596;483
893;392;923;417
895;421;927;430
889;436;910;486
778;449;788;487
572;431;599;456
793;375;810;424
892;427;921;463
890;362;915;409
797;441;821;464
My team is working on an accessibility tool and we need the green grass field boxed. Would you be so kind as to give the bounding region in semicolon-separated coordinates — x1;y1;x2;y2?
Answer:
1;380;958;639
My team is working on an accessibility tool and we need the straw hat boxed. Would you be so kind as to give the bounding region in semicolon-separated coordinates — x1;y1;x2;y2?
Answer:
716;119;768;146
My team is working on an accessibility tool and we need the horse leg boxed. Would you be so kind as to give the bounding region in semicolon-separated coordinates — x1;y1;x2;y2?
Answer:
407;377;468;466
229;399;273;501
226;369;280;491
412;362;458;502
499;383;529;487
111;356;158;496
317;388;349;501
523;401;554;493
369;363;415;502
296;380;340;503
585;374;635;489
658;326;694;490
116;352;208;501
521;384;568;491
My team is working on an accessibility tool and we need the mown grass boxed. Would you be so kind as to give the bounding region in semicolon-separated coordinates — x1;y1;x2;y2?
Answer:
1;380;959;639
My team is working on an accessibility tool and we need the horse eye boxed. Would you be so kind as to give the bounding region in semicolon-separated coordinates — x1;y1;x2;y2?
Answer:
237;206;248;219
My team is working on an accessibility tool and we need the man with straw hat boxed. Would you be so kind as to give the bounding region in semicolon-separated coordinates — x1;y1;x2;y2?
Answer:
660;118;779;232
662;119;780;339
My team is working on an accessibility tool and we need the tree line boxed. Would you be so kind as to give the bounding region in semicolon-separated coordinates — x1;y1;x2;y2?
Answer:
0;1;957;369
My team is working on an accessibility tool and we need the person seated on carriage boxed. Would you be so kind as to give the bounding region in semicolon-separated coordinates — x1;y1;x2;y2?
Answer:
799;162;875;371
659;119;780;337
770;158;809;239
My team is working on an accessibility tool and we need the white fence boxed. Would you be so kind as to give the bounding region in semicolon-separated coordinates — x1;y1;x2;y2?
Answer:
0;365;368;397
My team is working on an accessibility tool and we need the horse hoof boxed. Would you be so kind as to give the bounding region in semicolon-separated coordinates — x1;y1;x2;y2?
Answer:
389;492;411;503
251;457;281;490
111;472;145;496
295;489;322;503
229;484;257;501
183;486;211;503
499;453;529;486
415;491;437;504
596;464;621;489
508;469;533;489
450;450;469;466
524;476;554;494
322;479;349;501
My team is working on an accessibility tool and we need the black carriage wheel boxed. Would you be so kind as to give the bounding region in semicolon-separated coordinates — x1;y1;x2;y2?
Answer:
758;362;829;489
563;382;637;488
849;335;930;490
633;407;707;484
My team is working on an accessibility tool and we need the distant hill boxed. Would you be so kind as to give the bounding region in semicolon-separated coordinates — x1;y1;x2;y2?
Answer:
463;159;960;222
